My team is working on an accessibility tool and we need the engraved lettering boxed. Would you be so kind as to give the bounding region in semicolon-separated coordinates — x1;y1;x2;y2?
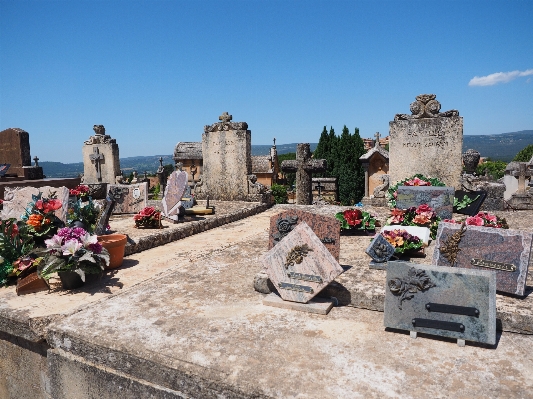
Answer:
287;272;323;283
278;282;314;293
471;258;517;272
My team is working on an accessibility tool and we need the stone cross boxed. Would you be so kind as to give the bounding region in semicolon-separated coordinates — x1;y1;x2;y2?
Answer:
89;147;104;180
281;143;327;205
374;132;381;147
315;182;325;196
512;163;533;194
219;112;232;123
33;156;39;167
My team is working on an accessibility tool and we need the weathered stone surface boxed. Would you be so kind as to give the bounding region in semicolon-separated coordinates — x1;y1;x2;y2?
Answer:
262;292;334;314
161;170;188;220
107;182;148;214
389;95;463;188
385;260;496;345
0;185;70;222
262;222;344;303
433;222;532;296
268;208;340;261
82;126;120;185
0;128;31;178
396;186;454;219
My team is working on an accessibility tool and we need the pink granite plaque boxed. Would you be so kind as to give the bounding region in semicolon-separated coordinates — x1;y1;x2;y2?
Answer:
262;222;344;303
162;171;188;220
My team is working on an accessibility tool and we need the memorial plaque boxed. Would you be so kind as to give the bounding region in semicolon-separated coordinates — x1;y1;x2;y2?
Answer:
1;186;70;223
162;171;188;221
453;190;487;216
93;192;115;236
384;261;496;345
366;234;396;270
396;186;454;219
432;222;532;296
107;182;148;214
268;209;340;261
261;222;344;303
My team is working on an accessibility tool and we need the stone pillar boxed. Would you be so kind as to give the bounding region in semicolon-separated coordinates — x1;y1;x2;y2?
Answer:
82;125;121;186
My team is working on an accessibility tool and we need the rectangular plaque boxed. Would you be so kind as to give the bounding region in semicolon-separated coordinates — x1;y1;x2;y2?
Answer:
453;190;487;216
278;282;314;294
433;222;532;296
384;261;496;345
107;182;148;214
396;186;454;219
286;272;323;283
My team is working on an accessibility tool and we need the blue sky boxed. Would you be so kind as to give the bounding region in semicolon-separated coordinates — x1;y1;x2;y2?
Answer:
1;0;532;163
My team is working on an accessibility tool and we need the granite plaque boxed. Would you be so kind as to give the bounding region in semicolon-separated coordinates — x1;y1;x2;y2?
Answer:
162;171;188;221
396;186;454;219
365;233;395;267
453;190;487;216
107;182;148;214
432;222;532;296
262;222;344;303
1;186;70;223
384;261;496;345
268;209;340;261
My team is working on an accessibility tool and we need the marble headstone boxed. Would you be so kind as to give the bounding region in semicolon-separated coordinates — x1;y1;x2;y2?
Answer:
162;170;188;221
432;222;532;296
107;182;148;214
384;261;496;345
396;186;454;219
1;186;70;223
261;222;344;303
268;209;340;261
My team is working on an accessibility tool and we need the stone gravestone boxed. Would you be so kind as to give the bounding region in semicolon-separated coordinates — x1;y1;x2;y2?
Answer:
432;222;532;296
395;186;454;219
194;112;270;202
268;209;340;261
506;162;533;210
107;182;148;214
280;143;326;205
162;170;188;222
82;125;121;195
0;128;43;179
389;94;463;189
261;222;344;311
0;186;70;223
384;260;496;346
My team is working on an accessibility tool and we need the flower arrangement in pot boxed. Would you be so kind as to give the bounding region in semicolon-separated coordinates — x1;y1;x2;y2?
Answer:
381;229;424;255
386;174;445;208
21;192;65;242
0;218;35;287
133;206;162;228
39;227;109;289
67;197;101;233
386;204;441;240
444;211;508;229
335;208;379;232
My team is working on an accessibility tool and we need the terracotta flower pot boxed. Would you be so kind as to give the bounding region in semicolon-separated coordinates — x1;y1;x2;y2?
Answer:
98;234;127;270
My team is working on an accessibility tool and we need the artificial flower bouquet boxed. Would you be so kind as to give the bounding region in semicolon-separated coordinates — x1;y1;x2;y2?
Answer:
39;227;109;283
335;208;378;231
69;184;90;200
67;197;101;233
0;218;35;286
21;192;64;238
133;207;162;228
386;204;441;240
387;174;445;208
381;229;424;254
443;211;508;229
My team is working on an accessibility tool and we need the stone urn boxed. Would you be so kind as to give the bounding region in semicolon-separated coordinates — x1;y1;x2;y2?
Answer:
463;149;481;175
98;234;128;269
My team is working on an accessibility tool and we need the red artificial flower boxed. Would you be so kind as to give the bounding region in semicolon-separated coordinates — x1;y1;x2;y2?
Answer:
139;207;156;217
413;214;430;225
343;209;363;226
416;204;432;214
466;216;484;226
389;208;405;224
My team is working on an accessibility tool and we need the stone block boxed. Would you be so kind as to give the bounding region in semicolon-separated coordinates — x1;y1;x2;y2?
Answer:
432;222;532;296
396;186;454;219
384;260;496;345
262;293;334;315
268;209;340;261
0;128;31;178
107;182;148;214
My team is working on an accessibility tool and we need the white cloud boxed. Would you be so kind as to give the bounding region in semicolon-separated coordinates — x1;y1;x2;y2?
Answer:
468;69;533;86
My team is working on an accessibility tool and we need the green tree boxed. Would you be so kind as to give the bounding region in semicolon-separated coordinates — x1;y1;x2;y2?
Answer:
278;152;297;187
513;144;533;162
476;159;507;180
313;126;338;177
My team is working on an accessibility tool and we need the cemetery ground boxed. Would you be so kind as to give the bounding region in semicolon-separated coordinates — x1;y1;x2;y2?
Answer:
1;203;533;398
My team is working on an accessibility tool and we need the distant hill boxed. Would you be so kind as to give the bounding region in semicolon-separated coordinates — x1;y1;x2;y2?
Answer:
40;133;531;178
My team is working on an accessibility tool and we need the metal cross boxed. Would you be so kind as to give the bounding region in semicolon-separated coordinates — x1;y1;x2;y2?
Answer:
89;147;104;180
219;112;232;123
33;156;39;167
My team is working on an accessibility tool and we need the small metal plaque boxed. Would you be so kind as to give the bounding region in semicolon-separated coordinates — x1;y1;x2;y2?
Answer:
321;237;335;244
132;187;141;199
287;272;323;283
278;282;314;294
471;258;516;272
425;303;479;317
412;318;465;332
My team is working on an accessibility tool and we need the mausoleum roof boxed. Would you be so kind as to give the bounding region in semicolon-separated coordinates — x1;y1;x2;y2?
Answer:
359;145;389;162
252;155;272;173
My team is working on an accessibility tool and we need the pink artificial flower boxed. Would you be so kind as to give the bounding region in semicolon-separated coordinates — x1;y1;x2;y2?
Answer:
389;208;405;224
466;216;484;226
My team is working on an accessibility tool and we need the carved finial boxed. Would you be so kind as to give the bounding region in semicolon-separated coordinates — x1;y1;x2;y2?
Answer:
219;112;232;123
93;125;105;135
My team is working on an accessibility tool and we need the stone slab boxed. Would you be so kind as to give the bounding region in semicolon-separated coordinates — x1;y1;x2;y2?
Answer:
268;208;340;261
162;170;188;220
107;182;148;214
396;186;454;219
262;292;334;315
384;260;496;345
262;222;344;303
433;222;532;296
381;225;431;245
0;185;70;222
